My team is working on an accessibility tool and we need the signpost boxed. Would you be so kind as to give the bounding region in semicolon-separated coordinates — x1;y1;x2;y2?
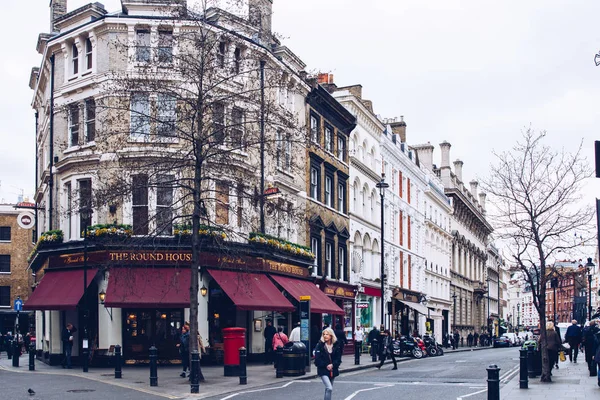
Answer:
299;295;311;373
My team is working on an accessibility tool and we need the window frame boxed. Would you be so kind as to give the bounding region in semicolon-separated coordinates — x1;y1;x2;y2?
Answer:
71;42;79;75
311;235;321;276
338;245;346;281
324;175;333;207
157;94;176;137
132;174;149;235
130;93;150;138
337;136;345;161
68;104;80;147
0;255;10;273
324;126;333;152
212;102;226;143
218;42;226;68
156;175;174;236
78;179;93;235
230;107;244;147
136;29;151;63
310;166;320;201
0;227;10;242
84;98;95;143
215;181;230;225
310;114;319;143
233;47;241;74
85;38;93;70
337;181;345;213
0;286;10;307
157;30;174;63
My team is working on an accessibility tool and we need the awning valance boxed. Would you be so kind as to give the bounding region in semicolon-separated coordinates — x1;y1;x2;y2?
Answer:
271;275;345;315
24;268;98;311
207;269;295;312
104;267;190;308
396;299;431;316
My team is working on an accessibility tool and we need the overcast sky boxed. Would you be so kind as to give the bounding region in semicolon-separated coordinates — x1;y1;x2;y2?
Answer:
2;0;600;211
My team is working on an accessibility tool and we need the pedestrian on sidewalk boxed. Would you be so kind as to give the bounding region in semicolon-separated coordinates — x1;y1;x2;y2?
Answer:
467;332;473;347
334;324;348;351
368;326;379;356
314;327;342;400
473;332;479;347
594;329;600;387
376;327;397;370
289;322;301;342
177;325;190;378
354;325;364;353
545;322;561;372
583;320;599;376
564;320;582;363
263;320;276;365
61;323;76;369
453;330;459;350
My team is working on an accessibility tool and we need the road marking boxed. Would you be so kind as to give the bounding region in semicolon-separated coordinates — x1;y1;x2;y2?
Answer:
455;360;467;363
219;380;310;400
457;388;488;400
500;364;520;383
344;384;393;400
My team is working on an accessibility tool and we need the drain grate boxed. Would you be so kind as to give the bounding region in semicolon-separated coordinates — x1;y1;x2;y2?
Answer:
67;389;96;393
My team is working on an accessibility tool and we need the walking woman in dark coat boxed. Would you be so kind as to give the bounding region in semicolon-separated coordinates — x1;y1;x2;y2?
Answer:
376;327;397;370
314;327;342;400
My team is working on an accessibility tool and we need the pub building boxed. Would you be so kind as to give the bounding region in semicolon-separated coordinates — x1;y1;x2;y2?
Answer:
25;242;345;366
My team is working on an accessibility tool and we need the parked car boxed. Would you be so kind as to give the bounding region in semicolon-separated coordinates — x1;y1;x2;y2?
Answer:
493;336;511;348
502;333;521;347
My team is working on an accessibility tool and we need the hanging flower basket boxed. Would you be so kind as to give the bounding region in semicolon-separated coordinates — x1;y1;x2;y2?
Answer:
84;224;132;240
27;229;64;262
173;224;227;240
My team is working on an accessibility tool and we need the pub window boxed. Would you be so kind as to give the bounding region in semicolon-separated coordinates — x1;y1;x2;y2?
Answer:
230;107;244;147
156;175;174;236
310;114;319;143
85;38;93;70
136;29;151;62
84;98;95;142
215;181;230;225
132;175;149;235
68;104;80;146
0;286;9;307
78;179;92;233
0;227;10;241
158;30;173;63
0;255;10;273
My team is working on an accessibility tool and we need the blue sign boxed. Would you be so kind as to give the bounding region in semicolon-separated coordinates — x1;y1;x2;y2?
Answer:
14;298;23;312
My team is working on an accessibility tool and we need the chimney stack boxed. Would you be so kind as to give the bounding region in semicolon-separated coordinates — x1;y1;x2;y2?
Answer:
249;0;273;42
50;0;67;32
439;141;452;187
479;192;487;212
412;142;435;171
470;180;479;200
389;116;407;143
453;159;464;182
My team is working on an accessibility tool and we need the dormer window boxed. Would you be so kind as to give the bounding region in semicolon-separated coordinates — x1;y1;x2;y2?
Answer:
71;43;79;75
85;38;93;70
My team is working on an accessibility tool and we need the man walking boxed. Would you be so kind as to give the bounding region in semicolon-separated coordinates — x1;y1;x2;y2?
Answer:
61;323;76;369
263;320;276;364
368;325;379;357
564;320;582;363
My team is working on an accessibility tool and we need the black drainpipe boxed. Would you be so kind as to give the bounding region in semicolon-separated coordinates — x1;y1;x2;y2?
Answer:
34;110;39;242
48;54;55;231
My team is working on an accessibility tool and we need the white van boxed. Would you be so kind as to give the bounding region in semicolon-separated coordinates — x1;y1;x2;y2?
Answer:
556;323;570;342
502;333;520;346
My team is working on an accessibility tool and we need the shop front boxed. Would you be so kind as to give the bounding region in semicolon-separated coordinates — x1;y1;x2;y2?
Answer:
319;280;356;354
391;288;429;337
356;285;380;331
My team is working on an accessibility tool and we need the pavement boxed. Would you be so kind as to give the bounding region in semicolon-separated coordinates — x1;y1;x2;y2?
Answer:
0;345;514;399
500;358;600;400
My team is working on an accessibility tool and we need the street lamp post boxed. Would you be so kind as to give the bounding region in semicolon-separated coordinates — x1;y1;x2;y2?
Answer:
516;303;520;332
486;276;490;336
551;274;558;323
375;174;389;329
585;258;595;322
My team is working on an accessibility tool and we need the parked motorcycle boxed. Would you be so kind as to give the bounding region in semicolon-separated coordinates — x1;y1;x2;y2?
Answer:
392;336;424;359
422;334;444;356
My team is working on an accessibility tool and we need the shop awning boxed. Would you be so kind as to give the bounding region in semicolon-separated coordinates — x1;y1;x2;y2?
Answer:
104;267;190;308
271;275;345;315
396;299;431;316
207;269;295;312
24;268;98;311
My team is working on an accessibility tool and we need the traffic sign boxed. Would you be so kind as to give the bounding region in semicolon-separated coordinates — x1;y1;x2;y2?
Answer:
14;298;23;312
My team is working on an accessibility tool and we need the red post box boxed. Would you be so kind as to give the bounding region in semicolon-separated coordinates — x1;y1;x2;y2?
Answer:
223;327;246;376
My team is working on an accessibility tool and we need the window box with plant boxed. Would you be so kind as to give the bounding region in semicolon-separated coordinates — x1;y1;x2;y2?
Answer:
27;230;64;262
249;232;315;261
84;224;133;240
173;223;227;240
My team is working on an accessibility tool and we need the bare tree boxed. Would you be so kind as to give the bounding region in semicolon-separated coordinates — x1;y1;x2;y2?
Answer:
481;128;595;382
69;1;310;390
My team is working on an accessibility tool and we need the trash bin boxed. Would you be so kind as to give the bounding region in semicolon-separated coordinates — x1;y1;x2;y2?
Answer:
281;342;307;377
522;341;542;377
223;327;246;376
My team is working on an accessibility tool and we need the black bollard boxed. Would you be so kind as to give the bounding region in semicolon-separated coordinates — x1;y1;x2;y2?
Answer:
371;339;378;362
29;344;35;371
190;350;200;393
7;339;12;360
275;346;283;378
487;364;500;400
149;346;158;387
239;347;247;385
354;341;361;365
114;345;122;379
519;348;528;389
526;345;535;378
12;339;19;367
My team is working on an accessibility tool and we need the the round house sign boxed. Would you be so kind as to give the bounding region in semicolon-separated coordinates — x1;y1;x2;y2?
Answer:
17;212;35;229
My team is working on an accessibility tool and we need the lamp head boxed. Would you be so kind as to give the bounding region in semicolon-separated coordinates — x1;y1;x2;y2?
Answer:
98;291;106;304
200;285;208;297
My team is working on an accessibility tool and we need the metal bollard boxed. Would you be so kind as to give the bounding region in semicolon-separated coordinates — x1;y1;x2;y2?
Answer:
354;341;361;365
114;345;122;379
275;346;283;378
371;340;378;362
29;344;35;371
190;350;200;393
519;348;528;389
239;347;247;385
12;339;19;367
526;346;535;378
149;346;158;387
487;364;500;400
7;340;12;360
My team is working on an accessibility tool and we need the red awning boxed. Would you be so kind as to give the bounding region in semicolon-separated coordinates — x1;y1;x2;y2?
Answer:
270;275;345;315
24;268;98;311
104;267;190;308
207;269;295;312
